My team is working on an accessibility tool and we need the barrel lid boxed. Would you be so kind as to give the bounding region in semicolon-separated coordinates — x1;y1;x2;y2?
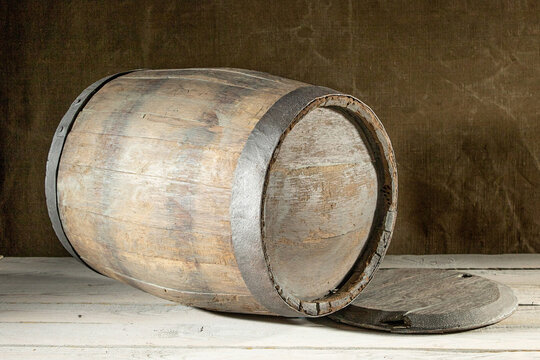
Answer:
328;268;518;333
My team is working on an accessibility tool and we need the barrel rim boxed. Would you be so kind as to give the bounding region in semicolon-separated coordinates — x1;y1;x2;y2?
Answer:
231;87;398;317
44;69;143;272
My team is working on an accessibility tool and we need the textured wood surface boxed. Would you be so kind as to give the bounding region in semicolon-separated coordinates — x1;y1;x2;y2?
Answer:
263;107;378;301
54;68;391;315
329;268;518;333
380;254;540;269
57;69;303;314
0;255;538;359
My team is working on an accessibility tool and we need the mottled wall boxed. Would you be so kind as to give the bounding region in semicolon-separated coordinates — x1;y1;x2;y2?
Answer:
1;0;538;256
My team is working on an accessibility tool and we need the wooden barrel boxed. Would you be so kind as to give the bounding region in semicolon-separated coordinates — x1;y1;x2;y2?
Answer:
46;68;397;317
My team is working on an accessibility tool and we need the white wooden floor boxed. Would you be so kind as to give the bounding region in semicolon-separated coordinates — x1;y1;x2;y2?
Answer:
0;255;538;359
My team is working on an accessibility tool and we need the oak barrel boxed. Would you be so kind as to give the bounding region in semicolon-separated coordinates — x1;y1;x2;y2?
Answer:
45;68;397;317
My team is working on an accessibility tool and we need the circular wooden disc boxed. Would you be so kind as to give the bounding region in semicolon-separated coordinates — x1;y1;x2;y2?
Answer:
329;269;518;334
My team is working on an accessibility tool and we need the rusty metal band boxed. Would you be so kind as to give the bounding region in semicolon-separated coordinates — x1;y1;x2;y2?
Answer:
230;85;338;317
45;70;142;273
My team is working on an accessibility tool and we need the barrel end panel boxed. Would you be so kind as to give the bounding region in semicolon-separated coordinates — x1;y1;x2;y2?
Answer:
231;87;398;317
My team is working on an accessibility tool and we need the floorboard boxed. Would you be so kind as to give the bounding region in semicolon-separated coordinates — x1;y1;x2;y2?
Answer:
0;255;538;359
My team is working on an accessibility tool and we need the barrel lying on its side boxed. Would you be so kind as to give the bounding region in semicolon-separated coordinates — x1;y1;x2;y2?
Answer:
46;68;397;317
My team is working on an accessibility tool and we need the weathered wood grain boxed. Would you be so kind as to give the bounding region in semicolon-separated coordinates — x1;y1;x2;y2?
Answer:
0;312;539;350
0;255;539;359
2;257;538;306
263;107;378;301
2;347;539;360
54;69;395;315
57;69;302;314
380;254;540;269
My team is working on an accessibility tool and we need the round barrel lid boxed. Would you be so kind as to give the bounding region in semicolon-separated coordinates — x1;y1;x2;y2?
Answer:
328;268;517;334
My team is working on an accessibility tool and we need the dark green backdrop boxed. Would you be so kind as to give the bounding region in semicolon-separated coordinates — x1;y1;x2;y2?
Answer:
1;0;538;256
